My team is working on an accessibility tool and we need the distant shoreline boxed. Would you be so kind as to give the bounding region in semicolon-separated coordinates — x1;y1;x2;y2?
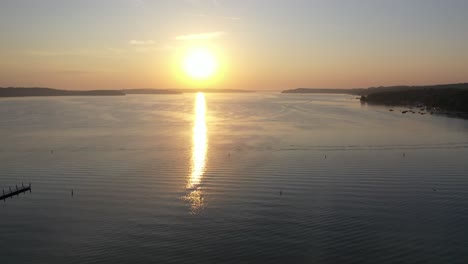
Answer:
283;83;468;116
360;88;468;114
3;84;468;116
282;83;468;96
0;87;254;97
358;84;468;114
174;89;254;93
282;88;364;95
0;88;125;97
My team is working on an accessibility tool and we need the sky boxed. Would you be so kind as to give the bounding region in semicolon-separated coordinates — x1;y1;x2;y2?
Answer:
1;0;467;90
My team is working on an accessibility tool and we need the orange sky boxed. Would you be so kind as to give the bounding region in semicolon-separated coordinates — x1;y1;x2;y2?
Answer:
1;1;467;90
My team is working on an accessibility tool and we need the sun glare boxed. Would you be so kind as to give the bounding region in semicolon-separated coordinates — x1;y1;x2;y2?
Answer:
186;92;208;213
183;48;218;80
189;92;207;188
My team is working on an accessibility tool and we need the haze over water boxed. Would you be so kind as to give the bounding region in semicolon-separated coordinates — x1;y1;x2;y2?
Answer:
1;93;468;263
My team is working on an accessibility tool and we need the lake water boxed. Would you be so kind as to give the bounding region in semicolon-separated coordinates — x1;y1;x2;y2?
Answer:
1;93;468;263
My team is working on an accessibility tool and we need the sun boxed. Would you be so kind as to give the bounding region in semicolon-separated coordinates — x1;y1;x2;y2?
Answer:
183;48;218;80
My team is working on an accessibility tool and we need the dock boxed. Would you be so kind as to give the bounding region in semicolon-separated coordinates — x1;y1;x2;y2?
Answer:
1;183;31;201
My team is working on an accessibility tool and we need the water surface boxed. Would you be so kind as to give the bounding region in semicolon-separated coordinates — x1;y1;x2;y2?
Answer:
1;93;468;263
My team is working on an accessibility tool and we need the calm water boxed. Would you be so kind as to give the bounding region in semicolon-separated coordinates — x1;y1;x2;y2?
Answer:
1;93;468;263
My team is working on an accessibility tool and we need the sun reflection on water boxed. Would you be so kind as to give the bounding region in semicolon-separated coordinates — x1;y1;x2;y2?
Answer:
186;92;208;213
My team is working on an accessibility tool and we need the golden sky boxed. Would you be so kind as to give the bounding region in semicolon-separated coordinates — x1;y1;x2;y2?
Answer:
1;0;467;90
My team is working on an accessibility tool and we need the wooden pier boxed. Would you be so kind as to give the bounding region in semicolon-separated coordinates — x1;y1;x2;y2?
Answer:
1;183;31;201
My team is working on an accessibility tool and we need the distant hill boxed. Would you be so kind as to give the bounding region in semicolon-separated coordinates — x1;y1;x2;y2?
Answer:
282;83;468;95
282;88;364;95
0;87;124;97
361;88;468;113
0;87;254;98
123;88;253;94
365;83;468;95
123;89;182;95
175;89;254;93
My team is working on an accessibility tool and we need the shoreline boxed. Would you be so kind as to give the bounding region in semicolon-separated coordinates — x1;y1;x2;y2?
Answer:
0;87;254;98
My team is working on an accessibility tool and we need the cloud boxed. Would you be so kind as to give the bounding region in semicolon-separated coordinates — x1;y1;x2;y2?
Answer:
129;40;156;45
192;13;241;20
134;0;145;7
187;0;221;6
176;31;226;41
56;70;90;75
224;16;241;20
25;50;90;56
26;50;64;56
